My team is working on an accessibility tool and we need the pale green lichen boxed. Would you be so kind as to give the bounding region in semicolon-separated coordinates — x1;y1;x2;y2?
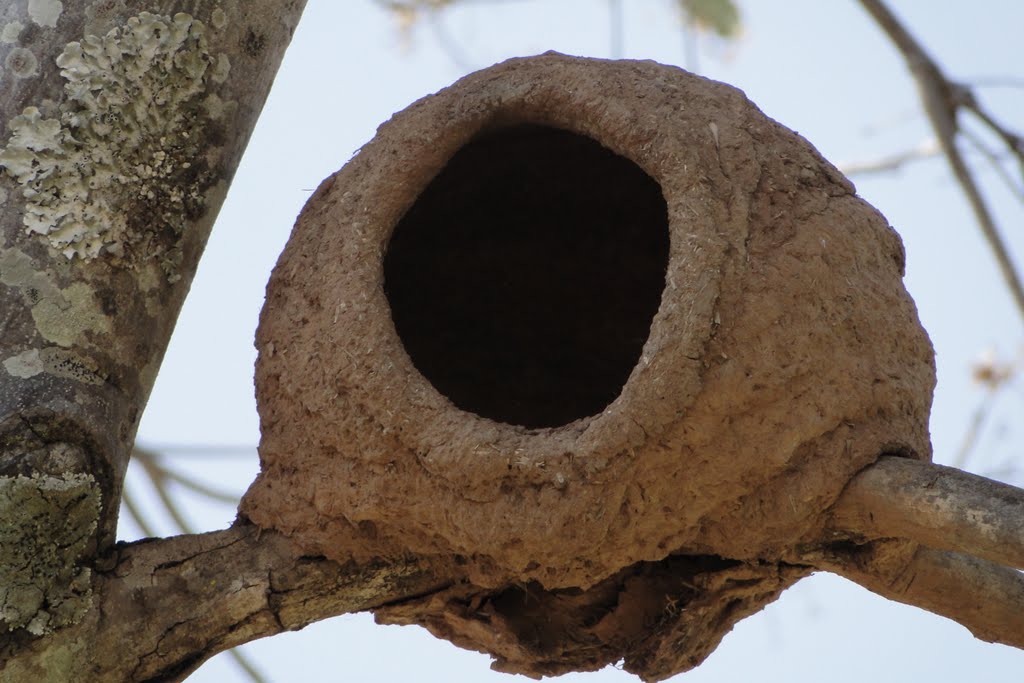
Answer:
212;51;231;83
1;21;25;44
31;282;112;347
0;247;63;305
5;47;39;78
211;7;227;30
4;347;107;385
3;349;46;378
27;0;63;29
0;472;99;634
202;91;236;120
2;639;89;681
84;0;127;38
0;247;114;352
0;12;228;267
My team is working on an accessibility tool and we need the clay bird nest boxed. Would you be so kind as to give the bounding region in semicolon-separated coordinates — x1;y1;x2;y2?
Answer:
241;53;935;680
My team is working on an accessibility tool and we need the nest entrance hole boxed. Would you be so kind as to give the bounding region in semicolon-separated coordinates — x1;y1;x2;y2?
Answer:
383;124;669;428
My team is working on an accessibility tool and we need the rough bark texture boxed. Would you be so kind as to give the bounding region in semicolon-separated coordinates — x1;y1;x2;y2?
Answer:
830;456;1024;571
0;522;449;682
241;53;937;679
0;0;306;675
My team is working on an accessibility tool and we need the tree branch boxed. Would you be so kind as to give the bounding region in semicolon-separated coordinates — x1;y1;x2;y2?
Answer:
0;0;310;665
960;127;1024;203
838;137;941;176
858;0;1024;321
825;547;1024;650
0;522;449;682
830;456;1024;571
825;455;1024;649
128;445;266;682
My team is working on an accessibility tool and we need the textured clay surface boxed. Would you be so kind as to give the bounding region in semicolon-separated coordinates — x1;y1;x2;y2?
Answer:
240;53;935;680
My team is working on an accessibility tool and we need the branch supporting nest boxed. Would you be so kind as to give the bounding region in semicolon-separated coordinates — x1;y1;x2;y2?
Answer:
831;456;1024;571
825;547;1024;649
827;455;1024;649
91;524;445;683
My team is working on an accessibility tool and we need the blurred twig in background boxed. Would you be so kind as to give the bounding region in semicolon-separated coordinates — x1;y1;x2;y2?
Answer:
860;0;1024;321
375;0;741;72
953;348;1022;471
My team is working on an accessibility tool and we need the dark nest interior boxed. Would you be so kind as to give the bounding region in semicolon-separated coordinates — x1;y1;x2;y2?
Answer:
383;124;670;428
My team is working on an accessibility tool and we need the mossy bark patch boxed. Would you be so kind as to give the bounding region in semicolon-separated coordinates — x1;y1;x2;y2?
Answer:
0;471;99;635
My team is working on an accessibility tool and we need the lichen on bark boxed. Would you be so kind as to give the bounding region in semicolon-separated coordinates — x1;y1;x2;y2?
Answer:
0;12;229;274
0;470;99;635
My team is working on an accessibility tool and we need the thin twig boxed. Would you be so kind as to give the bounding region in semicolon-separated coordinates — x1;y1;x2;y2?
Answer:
952;390;996;469
858;0;1024;321
121;487;158;539
960;127;1024;203
228;648;269;683
426;8;475;72
136;443;256;456
839;138;940;176
962;97;1024;184
969;76;1024;89
681;21;699;73
137;451;196;533
609;0;624;58
133;448;240;504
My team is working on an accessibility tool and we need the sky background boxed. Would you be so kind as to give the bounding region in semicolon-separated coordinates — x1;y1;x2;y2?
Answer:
127;1;1024;681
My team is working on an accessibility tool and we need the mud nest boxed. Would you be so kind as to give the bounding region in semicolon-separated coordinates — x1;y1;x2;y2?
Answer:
241;53;935;680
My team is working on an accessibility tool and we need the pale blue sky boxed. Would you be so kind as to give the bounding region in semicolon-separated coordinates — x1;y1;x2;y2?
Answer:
132;2;1024;681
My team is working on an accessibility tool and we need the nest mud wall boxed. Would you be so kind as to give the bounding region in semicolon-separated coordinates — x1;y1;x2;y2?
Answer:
240;54;936;680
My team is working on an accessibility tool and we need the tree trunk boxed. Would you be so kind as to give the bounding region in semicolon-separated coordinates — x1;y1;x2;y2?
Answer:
0;2;318;678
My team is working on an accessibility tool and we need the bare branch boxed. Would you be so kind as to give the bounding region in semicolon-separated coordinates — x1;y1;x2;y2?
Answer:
858;0;1024;320
963;96;1024;184
960;126;1024;203
609;0;625;58
133;446;241;505
108;524;448;683
838;138;941;176
0;7;310;662
0;523;449;683
426;8;475;71
227;648;269;683
830;456;1024;571
951;390;997;468
121;487;159;539
970;76;1024;89
826;547;1024;649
